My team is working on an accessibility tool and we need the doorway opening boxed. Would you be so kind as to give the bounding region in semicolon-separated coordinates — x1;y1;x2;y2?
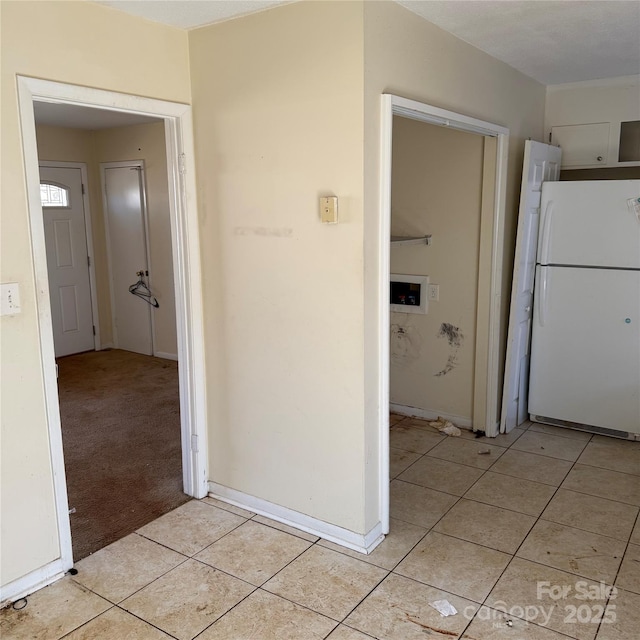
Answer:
389;116;486;427
377;95;509;532
18;77;207;575
37;118;189;560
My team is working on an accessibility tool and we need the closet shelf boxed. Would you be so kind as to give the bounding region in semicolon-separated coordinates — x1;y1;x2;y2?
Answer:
390;235;432;246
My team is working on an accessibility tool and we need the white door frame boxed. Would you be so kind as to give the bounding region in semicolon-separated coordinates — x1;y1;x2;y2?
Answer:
39;161;101;352
378;95;509;530
100;160;156;355
17;76;209;575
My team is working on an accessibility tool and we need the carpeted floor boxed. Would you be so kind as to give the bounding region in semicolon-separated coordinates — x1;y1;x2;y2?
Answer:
57;349;191;562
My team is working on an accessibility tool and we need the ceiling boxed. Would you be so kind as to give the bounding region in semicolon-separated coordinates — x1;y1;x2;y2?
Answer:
398;1;640;85
94;0;640;86
34;101;161;129
97;0;290;29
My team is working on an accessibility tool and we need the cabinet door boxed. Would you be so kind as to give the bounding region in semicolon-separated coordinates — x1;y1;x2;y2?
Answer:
552;123;610;167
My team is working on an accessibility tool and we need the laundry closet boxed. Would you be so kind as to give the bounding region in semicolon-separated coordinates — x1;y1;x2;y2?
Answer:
389;115;486;429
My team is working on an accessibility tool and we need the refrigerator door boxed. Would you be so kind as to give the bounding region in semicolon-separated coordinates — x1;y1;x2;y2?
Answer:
538;180;640;269
529;265;640;434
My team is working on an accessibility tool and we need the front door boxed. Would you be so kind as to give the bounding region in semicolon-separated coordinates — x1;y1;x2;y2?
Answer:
40;165;95;357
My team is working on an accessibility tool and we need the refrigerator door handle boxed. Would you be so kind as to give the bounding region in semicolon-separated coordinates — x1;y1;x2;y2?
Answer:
537;267;549;327
539;200;554;265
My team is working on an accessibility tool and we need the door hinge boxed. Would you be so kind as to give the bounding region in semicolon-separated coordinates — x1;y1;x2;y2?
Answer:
81;183;86;195
548;131;552;143
92;325;96;336
179;153;187;175
87;255;91;267
190;434;199;453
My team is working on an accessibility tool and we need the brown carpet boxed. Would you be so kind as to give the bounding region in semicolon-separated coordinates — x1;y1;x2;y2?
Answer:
57;349;191;562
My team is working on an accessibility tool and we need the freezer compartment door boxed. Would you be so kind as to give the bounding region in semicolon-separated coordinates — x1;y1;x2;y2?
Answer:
529;266;640;434
538;180;640;269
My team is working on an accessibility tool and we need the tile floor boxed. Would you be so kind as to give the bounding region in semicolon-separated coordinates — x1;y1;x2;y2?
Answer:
2;417;639;639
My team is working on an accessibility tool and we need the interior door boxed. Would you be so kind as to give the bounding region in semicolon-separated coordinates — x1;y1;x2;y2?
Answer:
500;141;561;432
41;165;95;357
103;163;153;356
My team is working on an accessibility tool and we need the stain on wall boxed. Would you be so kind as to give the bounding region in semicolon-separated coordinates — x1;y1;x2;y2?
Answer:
390;322;422;365
435;322;464;377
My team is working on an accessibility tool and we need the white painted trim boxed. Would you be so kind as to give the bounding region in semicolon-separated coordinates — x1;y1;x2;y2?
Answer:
0;559;66;607
546;74;640;92
377;94;510;533
390;95;509;138
16;79;74;589
38;161;101;351
99;342;114;350
389;403;472;429
483;134;510;437
164;110;209;499
15;76;209;600
208;483;385;555
155;351;178;361
378;95;393;536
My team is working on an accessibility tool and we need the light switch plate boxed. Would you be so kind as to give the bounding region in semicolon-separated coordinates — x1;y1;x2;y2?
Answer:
1;282;21;315
320;196;338;224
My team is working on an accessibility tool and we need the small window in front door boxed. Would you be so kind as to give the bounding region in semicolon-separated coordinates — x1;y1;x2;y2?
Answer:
40;182;70;208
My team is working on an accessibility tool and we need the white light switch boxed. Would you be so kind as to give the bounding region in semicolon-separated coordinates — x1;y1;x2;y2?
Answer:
1;283;21;315
320;196;338;224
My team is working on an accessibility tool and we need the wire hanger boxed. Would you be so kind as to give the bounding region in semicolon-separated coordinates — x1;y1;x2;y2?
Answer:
129;271;159;308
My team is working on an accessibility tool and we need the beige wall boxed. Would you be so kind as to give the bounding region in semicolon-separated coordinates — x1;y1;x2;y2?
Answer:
189;1;368;533
390;118;484;423
362;3;547;491
1;0;189;588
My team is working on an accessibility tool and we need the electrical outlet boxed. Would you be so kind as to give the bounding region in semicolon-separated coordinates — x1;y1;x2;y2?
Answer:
1;283;21;315
320;196;338;224
428;284;439;301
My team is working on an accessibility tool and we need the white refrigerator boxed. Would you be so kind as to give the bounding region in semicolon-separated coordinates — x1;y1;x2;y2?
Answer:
528;180;640;438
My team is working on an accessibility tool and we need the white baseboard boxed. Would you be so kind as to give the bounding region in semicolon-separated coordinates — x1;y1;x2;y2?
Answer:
154;351;178;361
0;559;66;607
98;343;114;351
389;402;472;429
208;482;384;555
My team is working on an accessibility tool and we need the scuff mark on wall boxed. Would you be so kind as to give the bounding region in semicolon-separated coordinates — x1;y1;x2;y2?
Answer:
234;226;293;238
435;322;463;376
390;323;422;365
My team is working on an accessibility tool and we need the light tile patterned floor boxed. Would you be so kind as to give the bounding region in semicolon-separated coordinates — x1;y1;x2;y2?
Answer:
2;417;639;639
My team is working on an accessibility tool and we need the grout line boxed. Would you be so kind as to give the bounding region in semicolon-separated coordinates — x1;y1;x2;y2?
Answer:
112;606;181;640
391;476;473;499
332;569;391;625
325;623;378;639
189;587;259;640
570;460;640;479
552;481;640;507
538;508;638;544
55;604;120;640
